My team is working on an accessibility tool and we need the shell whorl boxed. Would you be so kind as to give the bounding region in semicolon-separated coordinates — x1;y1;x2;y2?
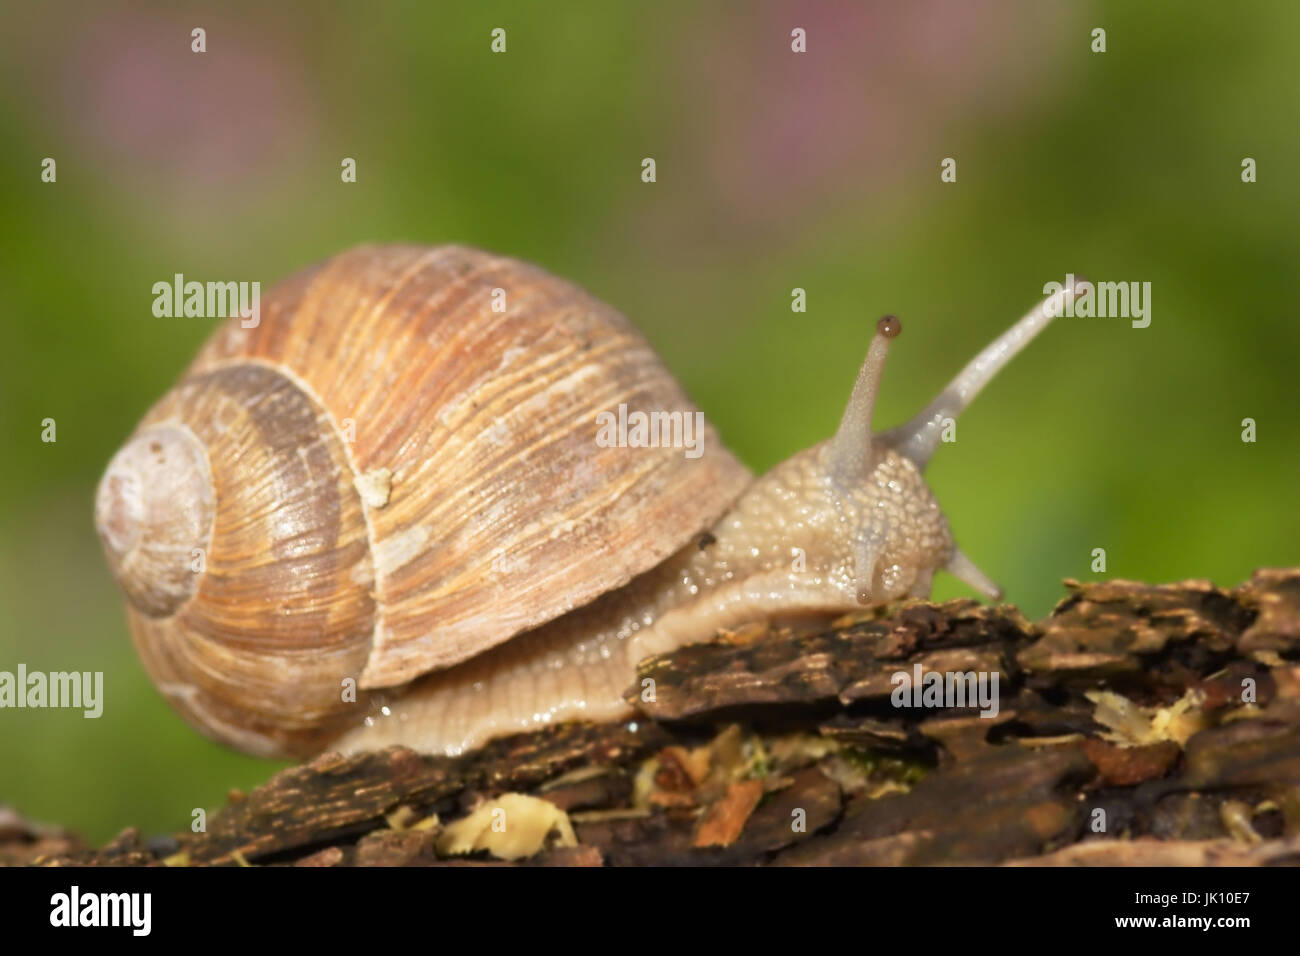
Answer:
95;423;215;618
98;363;379;757
97;244;751;757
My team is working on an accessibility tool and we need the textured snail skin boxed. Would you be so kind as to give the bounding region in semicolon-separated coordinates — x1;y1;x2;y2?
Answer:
96;244;1085;759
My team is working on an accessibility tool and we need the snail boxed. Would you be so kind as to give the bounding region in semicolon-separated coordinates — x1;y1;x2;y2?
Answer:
95;245;1084;759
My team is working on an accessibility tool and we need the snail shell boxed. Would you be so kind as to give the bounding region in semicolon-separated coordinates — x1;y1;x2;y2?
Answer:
95;245;750;757
97;245;1083;759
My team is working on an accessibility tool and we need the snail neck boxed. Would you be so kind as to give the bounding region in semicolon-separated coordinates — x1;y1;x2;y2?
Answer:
624;440;954;660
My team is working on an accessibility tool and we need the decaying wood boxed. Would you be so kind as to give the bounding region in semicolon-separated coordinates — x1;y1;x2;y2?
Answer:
7;568;1300;867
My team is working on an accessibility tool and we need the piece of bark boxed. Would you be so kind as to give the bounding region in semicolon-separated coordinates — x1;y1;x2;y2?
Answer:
1082;738;1181;786
0;807;86;866
1005;836;1300;866
13;568;1300;867
629;599;1030;721
774;741;1092;865
693;780;764;847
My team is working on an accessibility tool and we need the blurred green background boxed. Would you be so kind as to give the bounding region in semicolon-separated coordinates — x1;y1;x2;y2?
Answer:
1;0;1297;843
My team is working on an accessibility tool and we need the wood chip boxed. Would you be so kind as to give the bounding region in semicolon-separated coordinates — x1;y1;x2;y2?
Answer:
693;779;764;848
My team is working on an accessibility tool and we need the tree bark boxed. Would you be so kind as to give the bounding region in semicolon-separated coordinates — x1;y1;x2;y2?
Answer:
8;568;1300;866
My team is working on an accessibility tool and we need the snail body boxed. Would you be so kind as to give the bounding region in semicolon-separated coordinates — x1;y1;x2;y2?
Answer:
96;245;1082;758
